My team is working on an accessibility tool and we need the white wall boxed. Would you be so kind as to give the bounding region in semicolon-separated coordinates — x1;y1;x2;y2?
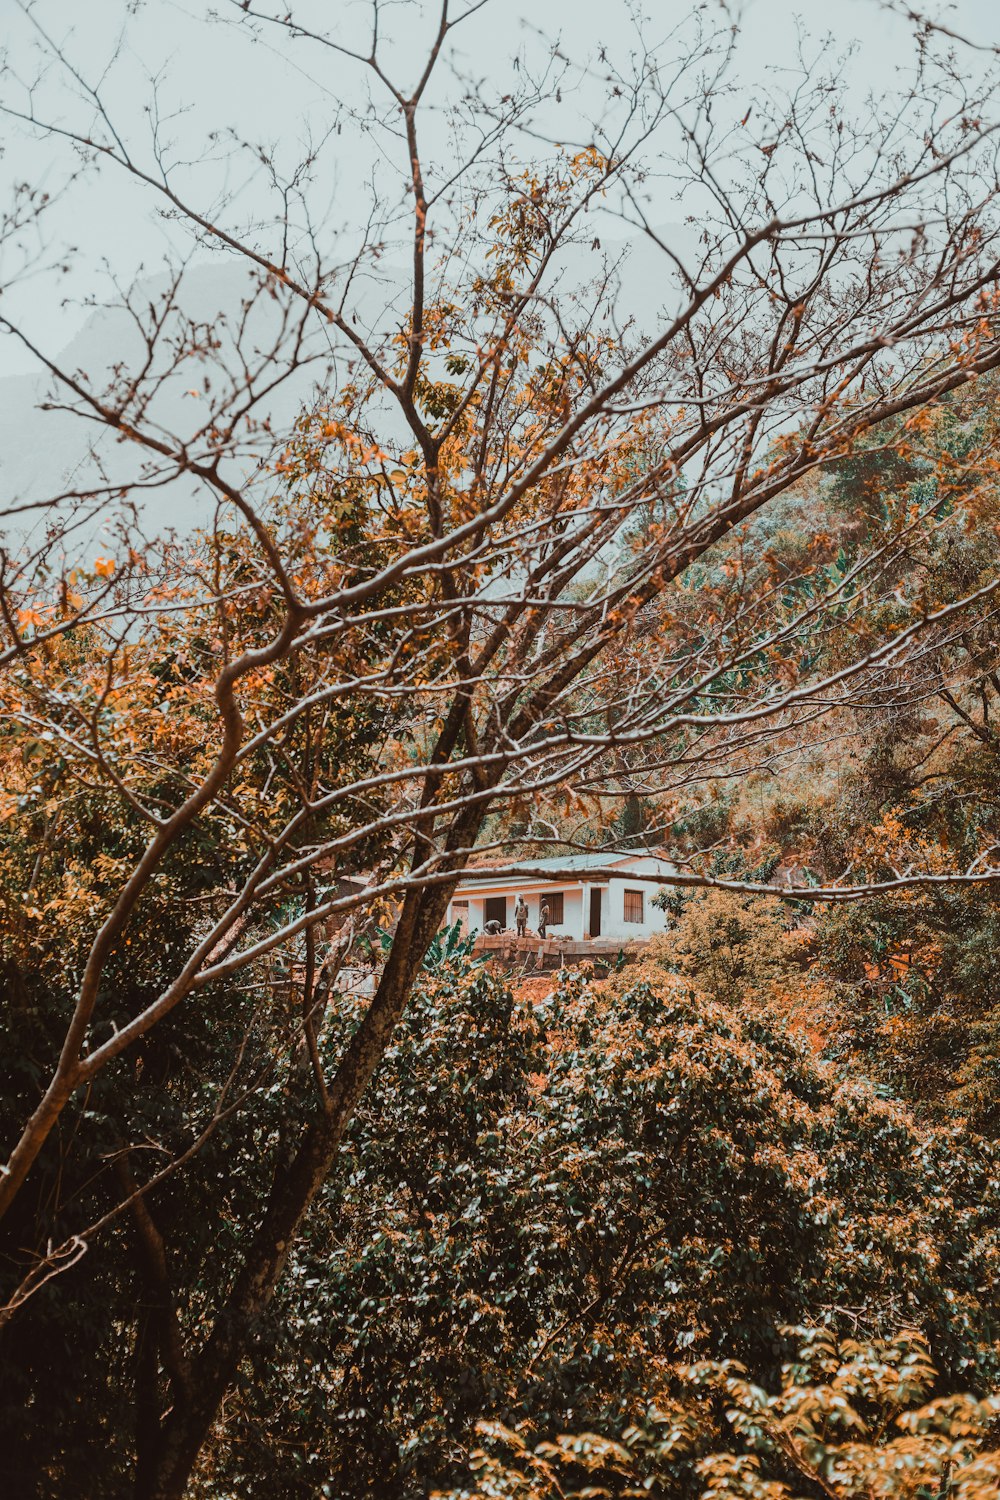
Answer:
448;895;489;930
530;888;583;939
449;888;586;937
468;896;489;930
603;874;671;941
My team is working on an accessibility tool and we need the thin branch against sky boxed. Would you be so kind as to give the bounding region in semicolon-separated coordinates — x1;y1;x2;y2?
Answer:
0;0;996;372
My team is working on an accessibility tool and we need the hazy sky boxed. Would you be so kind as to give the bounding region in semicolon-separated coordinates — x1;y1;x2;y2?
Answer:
1;0;999;376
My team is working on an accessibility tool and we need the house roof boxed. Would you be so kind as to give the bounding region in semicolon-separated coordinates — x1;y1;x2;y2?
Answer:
454;850;673;888
496;852;661;872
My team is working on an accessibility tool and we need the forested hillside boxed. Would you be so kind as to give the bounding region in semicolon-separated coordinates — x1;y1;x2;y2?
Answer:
629;380;1000;1130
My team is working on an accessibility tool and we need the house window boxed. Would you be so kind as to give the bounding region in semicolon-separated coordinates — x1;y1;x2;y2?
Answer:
484;896;507;928
623;888;644;924
540;891;564;925
451;900;469;932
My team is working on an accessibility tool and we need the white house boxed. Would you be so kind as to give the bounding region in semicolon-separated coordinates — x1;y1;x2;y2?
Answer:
445;852;676;944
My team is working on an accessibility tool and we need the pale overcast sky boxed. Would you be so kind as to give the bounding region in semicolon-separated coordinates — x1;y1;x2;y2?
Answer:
1;0;998;375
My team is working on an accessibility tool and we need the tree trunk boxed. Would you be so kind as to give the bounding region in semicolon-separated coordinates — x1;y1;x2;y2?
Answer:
143;879;453;1498
133;1311;162;1500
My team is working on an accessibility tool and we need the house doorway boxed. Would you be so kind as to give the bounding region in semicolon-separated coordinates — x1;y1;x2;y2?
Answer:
589;887;602;938
484;896;508;929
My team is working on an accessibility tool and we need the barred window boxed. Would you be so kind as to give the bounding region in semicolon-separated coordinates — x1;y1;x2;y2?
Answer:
623;888;644;923
541;891;564;924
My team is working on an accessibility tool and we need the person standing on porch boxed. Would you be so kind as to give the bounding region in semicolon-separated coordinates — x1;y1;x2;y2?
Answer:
538;899;550;939
515;895;528;936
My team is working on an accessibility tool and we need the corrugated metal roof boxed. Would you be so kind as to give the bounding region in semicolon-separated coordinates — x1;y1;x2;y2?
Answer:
504;852;660;870
458;850;672;882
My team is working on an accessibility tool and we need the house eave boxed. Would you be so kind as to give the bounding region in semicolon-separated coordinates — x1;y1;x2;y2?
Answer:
451;877;604;900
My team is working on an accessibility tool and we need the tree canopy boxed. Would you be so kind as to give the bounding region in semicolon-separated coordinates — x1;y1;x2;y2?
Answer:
4;2;1000;1494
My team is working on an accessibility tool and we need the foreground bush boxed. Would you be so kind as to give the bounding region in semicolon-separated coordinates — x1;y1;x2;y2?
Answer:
442;1328;1000;1499
199;958;1000;1496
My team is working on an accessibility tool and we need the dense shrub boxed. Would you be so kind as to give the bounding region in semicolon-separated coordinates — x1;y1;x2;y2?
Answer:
200;956;1000;1496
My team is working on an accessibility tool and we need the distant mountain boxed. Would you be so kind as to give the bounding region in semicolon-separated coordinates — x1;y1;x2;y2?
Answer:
0;224;697;545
